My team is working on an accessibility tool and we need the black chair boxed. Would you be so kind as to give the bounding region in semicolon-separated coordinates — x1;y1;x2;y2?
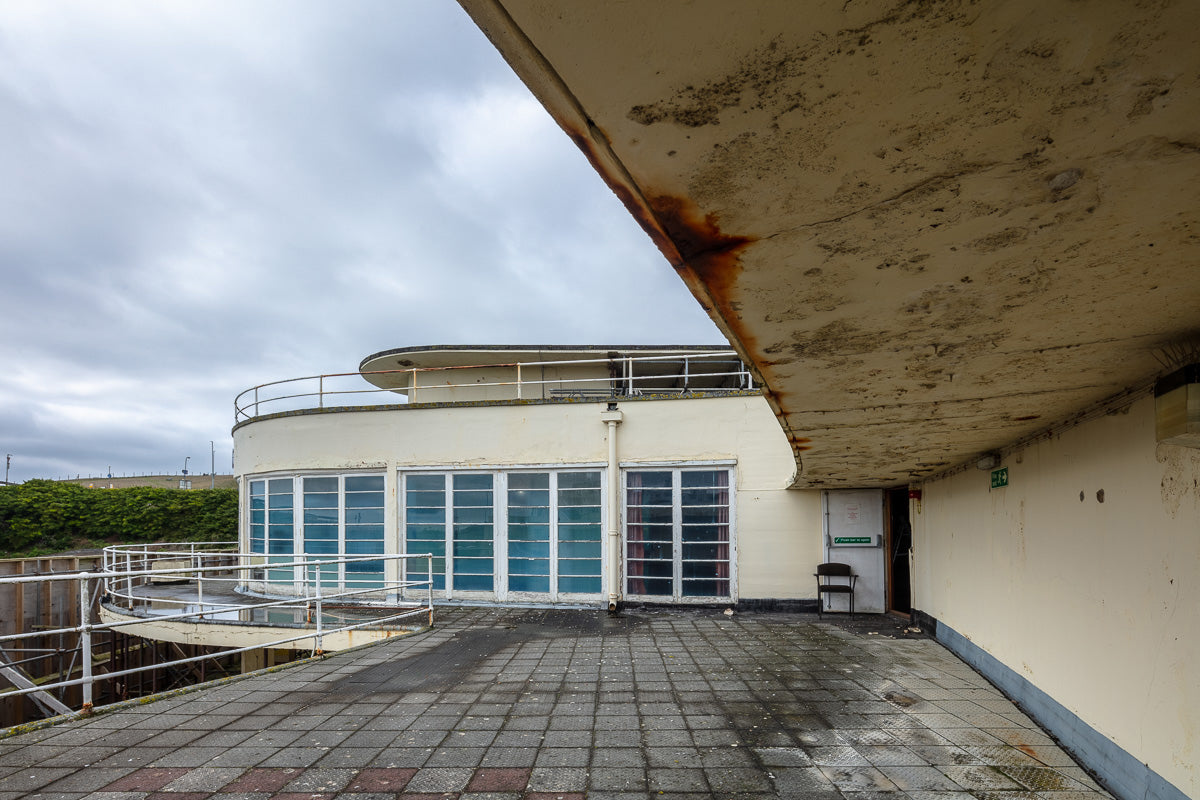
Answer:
814;562;857;617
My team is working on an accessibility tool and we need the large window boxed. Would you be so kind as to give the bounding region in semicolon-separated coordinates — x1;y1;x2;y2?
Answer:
402;469;604;599
626;468;732;599
247;473;385;591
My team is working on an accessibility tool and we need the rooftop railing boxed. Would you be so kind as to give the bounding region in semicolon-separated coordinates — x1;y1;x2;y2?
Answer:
0;545;433;721
234;350;754;423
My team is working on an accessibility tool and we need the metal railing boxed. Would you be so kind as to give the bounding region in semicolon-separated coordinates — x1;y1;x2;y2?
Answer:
234;350;755;422
0;545;433;719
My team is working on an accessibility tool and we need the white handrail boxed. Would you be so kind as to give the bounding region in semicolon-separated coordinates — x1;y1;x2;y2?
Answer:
233;350;754;423
0;546;433;717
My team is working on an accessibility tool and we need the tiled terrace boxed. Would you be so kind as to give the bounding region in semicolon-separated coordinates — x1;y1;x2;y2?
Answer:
0;607;1112;800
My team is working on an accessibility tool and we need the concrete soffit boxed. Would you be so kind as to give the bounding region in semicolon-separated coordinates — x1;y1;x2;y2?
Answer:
457;0;1200;489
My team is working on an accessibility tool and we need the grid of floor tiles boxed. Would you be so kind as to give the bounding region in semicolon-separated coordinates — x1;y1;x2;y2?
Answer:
0;607;1113;799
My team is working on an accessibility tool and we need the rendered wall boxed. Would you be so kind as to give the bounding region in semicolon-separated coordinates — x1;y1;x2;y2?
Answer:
234;395;822;600
912;394;1199;799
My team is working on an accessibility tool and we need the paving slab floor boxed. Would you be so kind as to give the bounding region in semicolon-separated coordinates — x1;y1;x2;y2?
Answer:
0;606;1114;800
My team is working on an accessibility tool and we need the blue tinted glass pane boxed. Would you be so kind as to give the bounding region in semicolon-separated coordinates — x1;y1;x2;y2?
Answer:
558;489;601;506
559;540;601;559
406;523;445;540
268;478;293;493
406;490;445;507
405;539;445;557
558;506;600;524
454;524;492;541
346;492;384;508
345;475;385;491
346;525;383;540
508;473;549;490
454;490;492;507
509;558;549;575
558;472;600;489
268;494;293;509
406;507;445;525
510;575;551;593
509;540;550;559
304;476;338;492
454;474;492;491
408;572;445;591
250;509;265;524
250;480;265;495
250;538;265;554
346;508;384;525
304;524;338;540
304;508;337;524
268;509;293;525
454;557;493;574
559;575;601;593
453;540;493;558
304;539;337;554
509;506;549;524
250;496;265;511
509;523;550;541
508;489;550;506
453;507;493;524
268;524;292;540
408;474;444;491
558;523;602;541
454;573;493;591
347;540;384;555
559;558;601;576
268;539;293;555
304;492;338;508
347;559;384;573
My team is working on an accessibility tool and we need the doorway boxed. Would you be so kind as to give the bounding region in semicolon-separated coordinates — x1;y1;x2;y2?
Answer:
885;487;913;615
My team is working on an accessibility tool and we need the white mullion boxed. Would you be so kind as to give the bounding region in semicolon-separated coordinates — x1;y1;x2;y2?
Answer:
337;474;346;591
549;471;560;601
444;472;454;601
291;477;303;591
600;468;609;602
496;471;508;601
673;469;683;602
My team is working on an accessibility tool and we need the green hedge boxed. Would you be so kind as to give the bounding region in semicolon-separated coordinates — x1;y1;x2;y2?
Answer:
0;480;237;557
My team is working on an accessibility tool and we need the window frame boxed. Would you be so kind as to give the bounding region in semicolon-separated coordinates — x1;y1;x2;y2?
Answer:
622;463;737;603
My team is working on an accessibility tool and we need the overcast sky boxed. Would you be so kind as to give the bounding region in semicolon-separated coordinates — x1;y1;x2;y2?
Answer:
0;1;722;484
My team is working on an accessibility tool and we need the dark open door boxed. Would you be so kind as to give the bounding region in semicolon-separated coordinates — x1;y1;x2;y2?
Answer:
885;488;912;615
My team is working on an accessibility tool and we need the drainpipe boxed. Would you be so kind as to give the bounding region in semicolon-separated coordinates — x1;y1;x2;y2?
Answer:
600;402;624;612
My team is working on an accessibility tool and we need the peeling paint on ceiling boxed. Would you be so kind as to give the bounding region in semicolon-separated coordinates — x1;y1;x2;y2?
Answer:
459;0;1200;486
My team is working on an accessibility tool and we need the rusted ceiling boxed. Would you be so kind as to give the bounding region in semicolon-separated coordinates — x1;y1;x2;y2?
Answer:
457;0;1200;487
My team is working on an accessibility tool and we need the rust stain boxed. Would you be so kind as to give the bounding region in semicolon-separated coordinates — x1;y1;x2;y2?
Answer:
1015;743;1039;758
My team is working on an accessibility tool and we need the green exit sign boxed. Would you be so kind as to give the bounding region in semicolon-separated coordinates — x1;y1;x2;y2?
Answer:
833;536;872;545
991;467;1009;489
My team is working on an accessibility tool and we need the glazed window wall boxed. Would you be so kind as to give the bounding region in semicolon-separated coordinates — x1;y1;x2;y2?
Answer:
625;468;732;599
246;473;385;591
402;469;603;599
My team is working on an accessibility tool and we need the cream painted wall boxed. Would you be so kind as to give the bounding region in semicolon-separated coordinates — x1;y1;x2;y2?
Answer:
234;395;824;600
912;395;1199;798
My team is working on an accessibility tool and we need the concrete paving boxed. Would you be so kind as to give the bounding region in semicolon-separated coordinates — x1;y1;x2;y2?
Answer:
0;607;1113;800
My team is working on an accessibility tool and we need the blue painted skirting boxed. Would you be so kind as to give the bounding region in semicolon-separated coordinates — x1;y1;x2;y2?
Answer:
917;610;1187;800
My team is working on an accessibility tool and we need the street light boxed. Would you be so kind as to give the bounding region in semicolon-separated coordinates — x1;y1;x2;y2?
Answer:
183;456;190;476
210;441;215;489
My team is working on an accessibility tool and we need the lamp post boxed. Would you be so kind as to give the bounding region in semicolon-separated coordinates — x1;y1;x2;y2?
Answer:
210;441;215;489
183;456;190;476
5;454;10;485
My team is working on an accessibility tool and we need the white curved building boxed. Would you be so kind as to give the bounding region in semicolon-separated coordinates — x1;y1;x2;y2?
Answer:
232;346;854;610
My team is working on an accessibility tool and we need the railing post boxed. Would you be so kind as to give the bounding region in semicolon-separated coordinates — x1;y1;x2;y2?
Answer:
196;551;204;614
427;555;434;628
319;375;325;409
125;551;133;610
79;575;93;713
313;562;324;655
516;363;522;399
410;368;418;402
254;386;260;418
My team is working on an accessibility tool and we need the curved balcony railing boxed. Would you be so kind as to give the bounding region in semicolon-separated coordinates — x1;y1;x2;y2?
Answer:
234;350;754;423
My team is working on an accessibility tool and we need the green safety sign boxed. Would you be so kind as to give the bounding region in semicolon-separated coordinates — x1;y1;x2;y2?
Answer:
833;536;872;545
991;467;1008;489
